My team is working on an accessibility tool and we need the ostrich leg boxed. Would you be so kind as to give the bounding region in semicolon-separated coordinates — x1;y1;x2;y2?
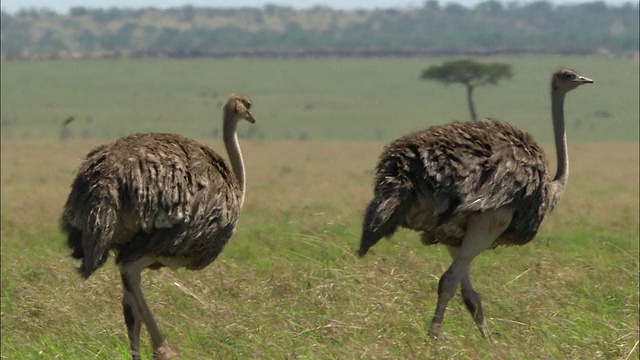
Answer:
121;273;143;360
120;260;171;360
428;206;513;340
447;246;492;339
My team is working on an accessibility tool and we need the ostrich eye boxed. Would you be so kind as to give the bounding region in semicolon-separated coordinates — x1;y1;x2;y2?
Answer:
244;101;252;109
560;72;572;80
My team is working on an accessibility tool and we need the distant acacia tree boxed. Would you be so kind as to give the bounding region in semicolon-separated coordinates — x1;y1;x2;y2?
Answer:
421;59;513;121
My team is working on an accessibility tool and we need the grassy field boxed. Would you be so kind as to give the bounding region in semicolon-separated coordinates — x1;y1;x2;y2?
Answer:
0;55;638;142
1;137;638;359
1;55;639;359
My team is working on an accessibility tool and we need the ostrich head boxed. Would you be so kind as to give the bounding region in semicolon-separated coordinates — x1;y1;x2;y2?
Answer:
552;68;594;93
224;93;256;124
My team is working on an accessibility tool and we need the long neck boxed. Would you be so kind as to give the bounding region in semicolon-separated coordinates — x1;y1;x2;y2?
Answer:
549;90;568;209
223;116;246;208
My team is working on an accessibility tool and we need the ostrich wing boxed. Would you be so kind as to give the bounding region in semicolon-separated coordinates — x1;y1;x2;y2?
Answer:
94;133;239;230
68;133;242;268
392;120;550;244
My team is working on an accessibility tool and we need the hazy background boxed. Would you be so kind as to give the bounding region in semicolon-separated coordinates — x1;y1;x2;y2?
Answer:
1;0;635;13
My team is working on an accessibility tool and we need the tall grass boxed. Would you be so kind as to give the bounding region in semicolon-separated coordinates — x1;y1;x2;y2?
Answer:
1;138;638;359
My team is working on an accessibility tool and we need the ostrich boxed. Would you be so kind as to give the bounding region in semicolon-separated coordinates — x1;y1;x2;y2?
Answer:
357;69;593;340
60;93;256;359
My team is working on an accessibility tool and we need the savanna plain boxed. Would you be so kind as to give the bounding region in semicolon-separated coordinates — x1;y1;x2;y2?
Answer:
1;56;638;359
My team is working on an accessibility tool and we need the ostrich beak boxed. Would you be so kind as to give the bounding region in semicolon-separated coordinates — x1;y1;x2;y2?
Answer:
576;76;594;84
245;111;256;124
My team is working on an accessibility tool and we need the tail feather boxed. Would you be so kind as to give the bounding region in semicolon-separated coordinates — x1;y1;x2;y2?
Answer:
358;190;410;257
62;221;84;259
61;201;117;279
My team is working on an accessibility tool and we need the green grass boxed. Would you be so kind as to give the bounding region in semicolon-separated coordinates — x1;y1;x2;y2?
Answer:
1;55;638;142
1;137;638;359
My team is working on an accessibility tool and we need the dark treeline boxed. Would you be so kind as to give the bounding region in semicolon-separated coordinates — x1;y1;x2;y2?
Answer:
1;1;638;60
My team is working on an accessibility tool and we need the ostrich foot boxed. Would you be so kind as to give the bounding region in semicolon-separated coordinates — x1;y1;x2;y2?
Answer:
152;342;175;360
428;322;442;341
477;320;493;342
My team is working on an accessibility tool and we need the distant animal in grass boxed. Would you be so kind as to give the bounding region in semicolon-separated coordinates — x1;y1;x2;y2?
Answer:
62;116;75;126
61;93;256;359
357;69;593;340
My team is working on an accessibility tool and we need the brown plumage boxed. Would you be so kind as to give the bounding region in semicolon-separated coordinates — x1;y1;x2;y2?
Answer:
60;93;256;359
358;69;593;340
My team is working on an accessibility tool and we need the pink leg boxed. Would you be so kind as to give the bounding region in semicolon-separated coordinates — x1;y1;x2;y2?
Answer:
446;246;492;339
428;207;512;340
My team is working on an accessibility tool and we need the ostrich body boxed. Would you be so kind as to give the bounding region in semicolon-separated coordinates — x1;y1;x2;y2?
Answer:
357;69;593;340
60;93;255;359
